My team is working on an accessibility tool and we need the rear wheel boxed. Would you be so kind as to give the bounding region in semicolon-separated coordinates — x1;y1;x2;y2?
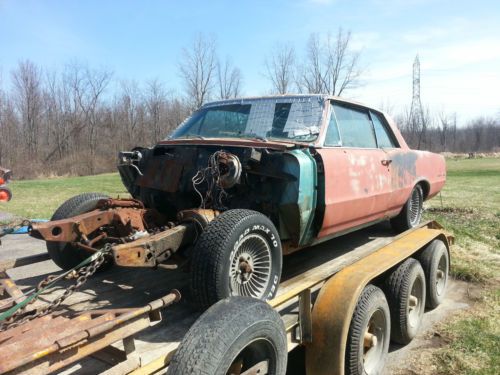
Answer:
46;192;110;270
385;258;426;344
0;187;12;202
346;285;391;375
167;297;287;375
419;239;449;309
191;209;282;310
391;184;424;233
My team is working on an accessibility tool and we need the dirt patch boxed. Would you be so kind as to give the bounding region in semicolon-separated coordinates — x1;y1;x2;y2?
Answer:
386;280;476;375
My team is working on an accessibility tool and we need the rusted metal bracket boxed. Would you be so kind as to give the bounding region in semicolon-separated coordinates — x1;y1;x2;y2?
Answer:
0;291;181;374
112;224;193;267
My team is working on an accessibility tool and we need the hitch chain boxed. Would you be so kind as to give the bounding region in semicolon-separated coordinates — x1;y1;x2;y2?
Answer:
0;244;111;332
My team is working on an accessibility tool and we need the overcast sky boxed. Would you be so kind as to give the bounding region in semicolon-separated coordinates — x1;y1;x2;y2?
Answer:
1;0;499;124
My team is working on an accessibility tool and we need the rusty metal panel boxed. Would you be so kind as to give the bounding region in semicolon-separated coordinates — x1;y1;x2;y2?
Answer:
0;292;180;374
316;148;392;237
112;225;188;267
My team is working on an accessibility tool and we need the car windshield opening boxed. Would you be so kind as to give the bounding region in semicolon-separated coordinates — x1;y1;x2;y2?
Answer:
169;97;324;142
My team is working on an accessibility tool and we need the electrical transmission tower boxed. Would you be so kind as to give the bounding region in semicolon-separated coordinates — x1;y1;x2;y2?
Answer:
409;55;425;148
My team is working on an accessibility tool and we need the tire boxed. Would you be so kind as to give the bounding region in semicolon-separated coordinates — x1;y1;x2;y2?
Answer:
419;239;449;309
0;187;12;202
346;285;391;375
46;192;110;270
191;209;282;310
167;297;287;375
390;184;424;233
384;258;426;345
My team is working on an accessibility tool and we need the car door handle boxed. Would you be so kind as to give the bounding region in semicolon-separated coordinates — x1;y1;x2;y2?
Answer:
381;159;392;166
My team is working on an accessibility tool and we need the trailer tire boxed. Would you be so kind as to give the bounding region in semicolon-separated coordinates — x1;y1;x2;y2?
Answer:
191;209;282;310
0;187;12;202
390;184;423;233
419;239;449;309
46;192;110;270
167;297;287;375
385;258;426;345
346;284;390;375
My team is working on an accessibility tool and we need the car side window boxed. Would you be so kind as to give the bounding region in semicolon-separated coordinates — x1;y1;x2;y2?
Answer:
370;111;397;148
332;103;377;148
324;104;341;146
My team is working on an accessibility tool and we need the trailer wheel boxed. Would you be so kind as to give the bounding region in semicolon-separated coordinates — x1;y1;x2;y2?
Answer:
419;239;449;309
0;187;12;202
385;258;426;345
346;284;390;375
191;209;282;310
167;297;287;375
390;184;423;233
47;192;110;270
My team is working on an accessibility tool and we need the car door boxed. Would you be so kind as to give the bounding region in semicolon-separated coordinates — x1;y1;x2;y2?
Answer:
316;102;392;238
368;110;410;212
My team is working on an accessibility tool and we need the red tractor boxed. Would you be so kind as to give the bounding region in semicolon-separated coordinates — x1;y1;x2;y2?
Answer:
0;167;12;202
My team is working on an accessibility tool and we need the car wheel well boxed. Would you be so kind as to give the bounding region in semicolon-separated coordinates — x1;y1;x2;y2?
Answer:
417;180;430;200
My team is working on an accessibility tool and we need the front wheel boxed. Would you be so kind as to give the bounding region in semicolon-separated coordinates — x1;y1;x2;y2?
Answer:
191;209;282;310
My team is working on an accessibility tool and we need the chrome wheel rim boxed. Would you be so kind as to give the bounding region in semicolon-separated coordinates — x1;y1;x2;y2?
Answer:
407;275;424;328
229;233;272;298
409;188;423;226
436;253;448;296
363;308;387;374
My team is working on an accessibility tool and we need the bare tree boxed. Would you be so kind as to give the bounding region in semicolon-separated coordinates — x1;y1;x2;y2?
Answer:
179;34;218;108
438;112;456;152
298;29;362;96
216;57;242;99
264;43;296;94
144;78;166;143
11;60;43;157
298;34;324;94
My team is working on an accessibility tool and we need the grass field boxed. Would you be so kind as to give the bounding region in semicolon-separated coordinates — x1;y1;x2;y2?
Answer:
0;173;128;220
1;156;499;374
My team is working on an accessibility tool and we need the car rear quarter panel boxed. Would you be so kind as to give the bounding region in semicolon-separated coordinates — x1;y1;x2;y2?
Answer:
387;150;446;214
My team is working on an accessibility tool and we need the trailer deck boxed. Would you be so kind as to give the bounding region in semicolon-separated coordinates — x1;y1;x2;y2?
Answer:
0;221;450;374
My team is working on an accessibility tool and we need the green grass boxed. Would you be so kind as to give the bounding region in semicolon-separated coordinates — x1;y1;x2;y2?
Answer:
0;173;128;220
424;156;499;375
424;157;500;283
434;289;500;375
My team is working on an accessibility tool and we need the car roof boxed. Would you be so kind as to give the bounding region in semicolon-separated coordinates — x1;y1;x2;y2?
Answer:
201;94;385;114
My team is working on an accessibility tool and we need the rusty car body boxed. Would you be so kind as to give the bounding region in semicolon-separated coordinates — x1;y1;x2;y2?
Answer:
30;95;446;308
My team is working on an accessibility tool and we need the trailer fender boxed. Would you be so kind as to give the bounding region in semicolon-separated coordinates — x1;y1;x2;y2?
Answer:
305;223;451;375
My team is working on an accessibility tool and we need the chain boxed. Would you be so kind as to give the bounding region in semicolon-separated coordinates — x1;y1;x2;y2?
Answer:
0;245;111;332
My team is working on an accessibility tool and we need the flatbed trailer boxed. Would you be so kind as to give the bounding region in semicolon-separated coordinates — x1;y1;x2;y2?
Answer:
0;221;452;375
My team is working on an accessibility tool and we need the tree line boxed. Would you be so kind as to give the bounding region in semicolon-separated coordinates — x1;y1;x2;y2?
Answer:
0;31;498;179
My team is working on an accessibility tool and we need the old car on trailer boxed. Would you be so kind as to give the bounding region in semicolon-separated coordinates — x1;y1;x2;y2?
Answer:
29;95;446;311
